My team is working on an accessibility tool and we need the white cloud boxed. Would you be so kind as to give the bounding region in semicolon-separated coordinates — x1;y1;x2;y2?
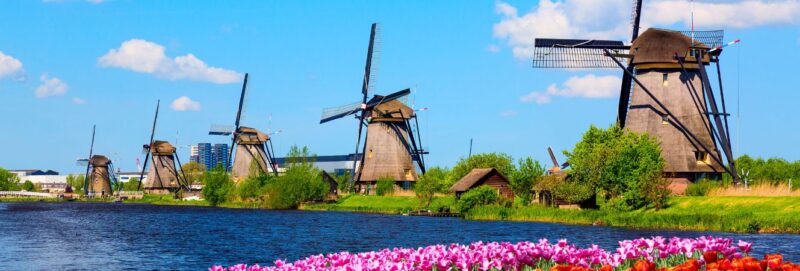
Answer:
171;96;201;111
493;0;800;59
493;0;629;59
0;51;23;79
35;74;68;98
486;44;501;53
98;39;242;84
72;97;87;104
645;0;800;29
499;109;517;117
521;74;620;104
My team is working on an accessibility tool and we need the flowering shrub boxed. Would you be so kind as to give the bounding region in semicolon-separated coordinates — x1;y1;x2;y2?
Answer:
208;236;786;271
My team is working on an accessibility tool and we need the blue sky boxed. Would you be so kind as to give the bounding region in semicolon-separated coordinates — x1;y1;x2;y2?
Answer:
0;0;798;174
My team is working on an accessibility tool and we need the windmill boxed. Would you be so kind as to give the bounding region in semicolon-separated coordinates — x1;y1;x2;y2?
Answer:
77;125;118;197
209;73;279;181
319;23;427;193
136;100;189;194
531;0;739;184
546;147;569;175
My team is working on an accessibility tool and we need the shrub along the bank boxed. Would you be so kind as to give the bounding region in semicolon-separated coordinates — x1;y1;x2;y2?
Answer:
457;185;499;213
0;168;20;191
566;125;667;210
264;146;328;209
509;157;545;205
202;165;235;206
414;166;448;208
375;177;395;196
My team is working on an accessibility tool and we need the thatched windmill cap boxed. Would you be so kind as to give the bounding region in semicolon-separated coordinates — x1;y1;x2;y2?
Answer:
372;99;414;120
631;28;710;66
90;155;111;167
150;140;176;155
236;126;270;144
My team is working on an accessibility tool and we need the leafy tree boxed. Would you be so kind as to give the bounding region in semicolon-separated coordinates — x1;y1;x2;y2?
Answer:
335;172;352;194
202;165;234;206
181;161;206;185
414;167;449;208
264;145;327;209
21;180;35;191
375;177;395;196
66;174;85;194
449;153;515;188
0;168;20;191
122;177;141;191
509;157;545;205
456;185;499;213
237;174;272;200
565;125;666;210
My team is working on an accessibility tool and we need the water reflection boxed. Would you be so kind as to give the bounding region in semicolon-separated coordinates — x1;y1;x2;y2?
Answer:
0;202;797;270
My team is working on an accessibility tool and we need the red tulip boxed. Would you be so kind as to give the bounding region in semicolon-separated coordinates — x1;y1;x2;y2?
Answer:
705;251;720;264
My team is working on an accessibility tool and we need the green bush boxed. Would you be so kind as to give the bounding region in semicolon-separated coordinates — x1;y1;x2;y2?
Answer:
414;167;448;207
509;157;545;205
552;179;594;204
65;174;84;193
264;146;328;209
0;168;20;191
457;185;499;213
729;155;800;185
201;165;234;206
565;125;666;210
686;179;719;196
375;176;395;196
21;180;35;191
237;174;272;200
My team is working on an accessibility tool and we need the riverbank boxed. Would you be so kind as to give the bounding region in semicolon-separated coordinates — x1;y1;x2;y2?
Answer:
301;195;800;234
3;194;799;233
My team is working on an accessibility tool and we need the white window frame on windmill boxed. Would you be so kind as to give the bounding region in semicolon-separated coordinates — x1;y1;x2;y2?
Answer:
662;73;669;87
661;114;669;125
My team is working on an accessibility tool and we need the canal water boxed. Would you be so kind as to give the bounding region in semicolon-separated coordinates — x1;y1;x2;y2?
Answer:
0;202;797;270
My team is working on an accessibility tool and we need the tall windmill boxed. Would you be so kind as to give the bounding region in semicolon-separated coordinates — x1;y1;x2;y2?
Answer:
77;125;117;197
210;73;279;181
136;100;189;194
531;0;739;185
320;23;427;193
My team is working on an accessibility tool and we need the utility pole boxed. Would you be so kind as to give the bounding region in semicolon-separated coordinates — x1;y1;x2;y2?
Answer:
468;138;473;158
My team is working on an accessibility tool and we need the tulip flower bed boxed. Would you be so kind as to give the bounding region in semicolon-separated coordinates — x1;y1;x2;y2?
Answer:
210;236;797;271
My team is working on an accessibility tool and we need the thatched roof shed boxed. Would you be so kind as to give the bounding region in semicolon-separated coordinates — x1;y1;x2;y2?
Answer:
450;168;513;199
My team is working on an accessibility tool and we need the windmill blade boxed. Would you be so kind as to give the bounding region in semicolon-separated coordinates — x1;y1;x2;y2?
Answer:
209;124;235;135
138;101;159;191
320;101;363;124
547;147;560;168
83;125;96;196
532;38;629;69
365;88;411;109
228;73;249;171
76;158;89;167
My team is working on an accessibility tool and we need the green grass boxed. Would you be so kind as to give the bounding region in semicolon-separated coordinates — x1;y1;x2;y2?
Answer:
302;195;455;214
0;197;65;202
123;194;209;206
466;196;800;233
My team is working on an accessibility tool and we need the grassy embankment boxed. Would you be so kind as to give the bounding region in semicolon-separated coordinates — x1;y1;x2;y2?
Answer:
467;197;800;233
302;194;456;214
303;195;800;233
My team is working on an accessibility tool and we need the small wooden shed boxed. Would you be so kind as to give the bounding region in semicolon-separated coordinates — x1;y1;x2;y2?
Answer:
450;168;514;199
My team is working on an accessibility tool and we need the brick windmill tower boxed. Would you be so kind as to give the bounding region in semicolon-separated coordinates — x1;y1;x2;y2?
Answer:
320;23;427;193
531;0;739;187
137;101;189;194
78;125;117;197
209;73;279;181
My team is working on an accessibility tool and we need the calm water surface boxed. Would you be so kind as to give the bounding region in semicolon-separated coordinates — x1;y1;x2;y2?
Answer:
1;202;798;270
